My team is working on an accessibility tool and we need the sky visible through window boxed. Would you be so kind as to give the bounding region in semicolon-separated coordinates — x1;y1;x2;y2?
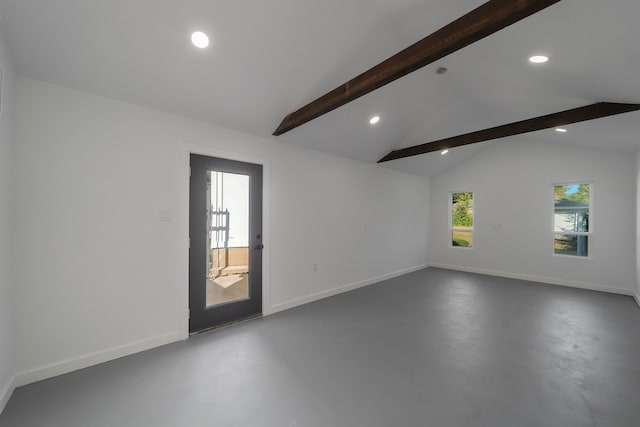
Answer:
564;184;579;195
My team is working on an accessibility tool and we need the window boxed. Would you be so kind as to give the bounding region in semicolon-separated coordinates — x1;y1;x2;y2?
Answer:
554;183;590;257
451;192;473;248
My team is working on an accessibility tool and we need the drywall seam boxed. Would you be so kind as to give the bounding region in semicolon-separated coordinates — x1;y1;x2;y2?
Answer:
0;375;15;415
15;331;181;387
429;263;635;296
269;264;429;314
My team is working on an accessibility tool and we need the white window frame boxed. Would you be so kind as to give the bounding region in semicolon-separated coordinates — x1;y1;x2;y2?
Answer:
552;182;593;259
449;191;474;249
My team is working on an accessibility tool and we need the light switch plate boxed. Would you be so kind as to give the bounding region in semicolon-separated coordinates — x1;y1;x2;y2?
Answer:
158;209;173;222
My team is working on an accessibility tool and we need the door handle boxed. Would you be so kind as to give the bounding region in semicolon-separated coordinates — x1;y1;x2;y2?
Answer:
254;244;264;250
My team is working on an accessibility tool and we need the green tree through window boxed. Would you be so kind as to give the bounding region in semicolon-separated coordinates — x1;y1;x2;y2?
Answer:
451;192;473;247
554;183;589;204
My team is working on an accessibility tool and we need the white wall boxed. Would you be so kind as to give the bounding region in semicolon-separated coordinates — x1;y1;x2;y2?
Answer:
12;77;430;386
0;22;16;413
430;138;636;295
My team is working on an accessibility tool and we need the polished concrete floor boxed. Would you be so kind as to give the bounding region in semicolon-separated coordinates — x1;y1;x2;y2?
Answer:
2;268;640;426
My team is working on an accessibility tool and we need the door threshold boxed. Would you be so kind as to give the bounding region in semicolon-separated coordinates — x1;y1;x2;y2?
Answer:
189;313;262;336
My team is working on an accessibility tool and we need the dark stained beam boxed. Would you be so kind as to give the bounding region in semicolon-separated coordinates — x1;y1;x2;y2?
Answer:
273;0;562;136
378;102;640;162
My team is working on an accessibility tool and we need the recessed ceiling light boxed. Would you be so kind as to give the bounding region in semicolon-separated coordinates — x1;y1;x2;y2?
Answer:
441;149;449;155
529;55;549;64
191;31;210;49
555;128;568;133
369;116;380;125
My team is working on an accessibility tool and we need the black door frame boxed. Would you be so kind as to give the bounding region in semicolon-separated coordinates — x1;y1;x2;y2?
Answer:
189;154;263;333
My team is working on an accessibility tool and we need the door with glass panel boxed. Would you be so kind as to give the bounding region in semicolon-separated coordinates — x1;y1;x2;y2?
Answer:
189;154;263;332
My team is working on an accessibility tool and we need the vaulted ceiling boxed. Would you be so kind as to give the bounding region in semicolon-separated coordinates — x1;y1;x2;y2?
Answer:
1;0;639;176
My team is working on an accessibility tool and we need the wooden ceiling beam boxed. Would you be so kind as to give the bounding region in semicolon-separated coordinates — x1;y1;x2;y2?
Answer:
273;0;562;136
377;102;640;162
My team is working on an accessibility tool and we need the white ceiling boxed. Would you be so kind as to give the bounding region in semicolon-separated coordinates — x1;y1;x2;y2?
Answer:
1;0;639;177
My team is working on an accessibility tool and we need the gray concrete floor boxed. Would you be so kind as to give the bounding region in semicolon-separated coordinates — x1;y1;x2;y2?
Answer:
2;268;640;426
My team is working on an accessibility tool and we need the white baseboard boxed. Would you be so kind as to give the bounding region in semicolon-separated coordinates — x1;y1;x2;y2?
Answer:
429;263;635;296
15;331;182;387
634;294;640;309
0;375;15;415
268;264;428;314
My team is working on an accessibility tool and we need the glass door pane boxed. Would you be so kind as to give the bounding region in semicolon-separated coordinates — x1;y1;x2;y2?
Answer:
206;171;250;307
